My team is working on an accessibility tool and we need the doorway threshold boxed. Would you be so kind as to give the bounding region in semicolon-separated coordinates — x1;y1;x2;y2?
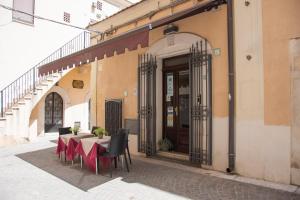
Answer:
154;151;202;168
156;151;189;161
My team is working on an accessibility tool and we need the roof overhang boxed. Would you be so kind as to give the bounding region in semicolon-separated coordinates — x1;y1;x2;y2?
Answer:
38;0;227;75
39;26;149;75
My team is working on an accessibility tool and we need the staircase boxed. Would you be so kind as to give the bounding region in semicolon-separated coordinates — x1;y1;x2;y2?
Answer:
0;31;91;142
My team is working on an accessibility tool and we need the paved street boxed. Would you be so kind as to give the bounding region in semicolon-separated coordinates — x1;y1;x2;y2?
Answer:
0;134;300;200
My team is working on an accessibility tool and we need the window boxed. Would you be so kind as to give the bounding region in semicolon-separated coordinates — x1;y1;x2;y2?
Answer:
97;1;102;10
63;12;70;23
12;0;35;24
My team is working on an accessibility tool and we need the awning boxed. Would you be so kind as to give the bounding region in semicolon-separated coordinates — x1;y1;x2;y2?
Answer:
38;0;226;75
39;26;149;75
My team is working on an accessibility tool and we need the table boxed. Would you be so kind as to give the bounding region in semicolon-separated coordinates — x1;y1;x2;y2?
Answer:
75;136;111;174
56;132;94;162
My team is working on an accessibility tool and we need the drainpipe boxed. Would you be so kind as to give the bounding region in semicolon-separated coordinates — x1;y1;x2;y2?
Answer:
226;0;235;173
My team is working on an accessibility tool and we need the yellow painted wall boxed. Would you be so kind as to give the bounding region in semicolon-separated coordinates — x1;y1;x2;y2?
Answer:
29;65;91;134
149;5;228;117
262;0;300;126
58;66;91;106
95;48;147;127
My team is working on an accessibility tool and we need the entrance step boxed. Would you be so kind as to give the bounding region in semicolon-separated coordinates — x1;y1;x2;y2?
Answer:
157;151;189;161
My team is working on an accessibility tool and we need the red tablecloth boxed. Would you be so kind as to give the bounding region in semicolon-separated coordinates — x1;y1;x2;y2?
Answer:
56;137;80;161
56;137;67;155
75;141;110;172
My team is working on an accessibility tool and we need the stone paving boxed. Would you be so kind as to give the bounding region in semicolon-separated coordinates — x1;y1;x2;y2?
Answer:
0;134;300;200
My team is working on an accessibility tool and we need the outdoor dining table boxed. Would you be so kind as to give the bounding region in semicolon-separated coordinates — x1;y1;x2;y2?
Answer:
56;132;95;163
75;136;111;175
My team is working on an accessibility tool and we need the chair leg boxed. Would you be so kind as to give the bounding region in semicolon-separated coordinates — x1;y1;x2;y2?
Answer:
64;151;66;162
110;158;113;178
114;157;117;168
126;146;132;164
123;152;129;172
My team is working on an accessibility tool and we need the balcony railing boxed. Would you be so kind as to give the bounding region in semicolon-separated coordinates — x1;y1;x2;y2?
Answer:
0;31;91;117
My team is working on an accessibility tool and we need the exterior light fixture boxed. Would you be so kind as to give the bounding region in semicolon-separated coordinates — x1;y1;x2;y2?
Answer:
163;23;178;35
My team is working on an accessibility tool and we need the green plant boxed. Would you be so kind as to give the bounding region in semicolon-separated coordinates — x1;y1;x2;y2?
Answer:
69;126;80;135
158;138;173;151
93;127;107;139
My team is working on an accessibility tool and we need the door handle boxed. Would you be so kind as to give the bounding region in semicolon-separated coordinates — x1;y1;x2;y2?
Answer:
174;106;178;116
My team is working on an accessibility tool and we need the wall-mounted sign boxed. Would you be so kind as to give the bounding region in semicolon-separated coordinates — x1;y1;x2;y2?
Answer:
212;48;221;56
72;80;84;89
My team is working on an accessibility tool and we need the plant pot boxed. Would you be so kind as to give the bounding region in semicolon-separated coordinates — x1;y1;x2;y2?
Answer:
98;135;103;139
160;145;169;151
74;131;78;135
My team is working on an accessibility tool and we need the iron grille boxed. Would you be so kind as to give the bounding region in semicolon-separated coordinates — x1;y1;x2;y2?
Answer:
189;40;212;165
105;99;122;136
138;54;157;156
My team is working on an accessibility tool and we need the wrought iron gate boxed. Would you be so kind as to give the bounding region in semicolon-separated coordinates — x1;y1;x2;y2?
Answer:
45;92;63;132
105;99;122;136
189;40;212;165
138;54;157;156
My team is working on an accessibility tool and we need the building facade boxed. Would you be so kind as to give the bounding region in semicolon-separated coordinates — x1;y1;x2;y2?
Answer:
1;0;300;186
0;0;135;89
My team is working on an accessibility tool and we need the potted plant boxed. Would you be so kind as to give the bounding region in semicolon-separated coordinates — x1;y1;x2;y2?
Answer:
93;127;107;139
69;126;80;135
158;138;173;151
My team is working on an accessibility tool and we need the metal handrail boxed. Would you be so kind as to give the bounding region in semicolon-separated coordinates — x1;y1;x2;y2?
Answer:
0;31;91;117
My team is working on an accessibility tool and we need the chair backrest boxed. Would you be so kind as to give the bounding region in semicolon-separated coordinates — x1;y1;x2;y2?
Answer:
58;127;71;135
91;126;99;135
108;132;126;156
117;128;129;142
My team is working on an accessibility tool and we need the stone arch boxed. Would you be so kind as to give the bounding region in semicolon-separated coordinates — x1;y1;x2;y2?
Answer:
147;32;212;58
34;86;71;135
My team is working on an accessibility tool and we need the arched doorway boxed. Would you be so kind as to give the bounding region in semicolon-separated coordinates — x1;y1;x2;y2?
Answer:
138;33;213;164
44;92;63;132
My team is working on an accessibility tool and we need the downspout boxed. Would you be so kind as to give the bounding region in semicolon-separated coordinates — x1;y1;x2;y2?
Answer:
226;0;235;173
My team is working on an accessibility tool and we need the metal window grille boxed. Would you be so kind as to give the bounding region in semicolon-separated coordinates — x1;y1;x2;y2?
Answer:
63;12;70;23
97;1;102;10
105;99;122;136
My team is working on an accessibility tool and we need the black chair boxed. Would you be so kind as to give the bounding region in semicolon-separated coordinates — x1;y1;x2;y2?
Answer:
117;128;132;164
101;132;129;177
91;126;99;135
58;127;71;135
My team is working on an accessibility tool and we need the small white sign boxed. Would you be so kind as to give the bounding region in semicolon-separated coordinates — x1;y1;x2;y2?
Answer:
213;48;221;56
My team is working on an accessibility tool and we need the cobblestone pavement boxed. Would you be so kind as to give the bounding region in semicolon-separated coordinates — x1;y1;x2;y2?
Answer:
16;146;300;200
107;157;300;200
1;137;300;200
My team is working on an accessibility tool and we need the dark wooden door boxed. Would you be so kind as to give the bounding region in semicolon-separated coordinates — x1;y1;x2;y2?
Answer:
45;92;63;132
163;56;189;153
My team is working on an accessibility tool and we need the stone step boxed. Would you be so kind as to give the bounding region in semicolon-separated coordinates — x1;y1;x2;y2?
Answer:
24;96;32;100
39;83;48;86
5;111;13;116
18;101;26;105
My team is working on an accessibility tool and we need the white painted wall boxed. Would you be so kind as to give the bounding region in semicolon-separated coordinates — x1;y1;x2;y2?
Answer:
234;0;291;184
0;0;130;90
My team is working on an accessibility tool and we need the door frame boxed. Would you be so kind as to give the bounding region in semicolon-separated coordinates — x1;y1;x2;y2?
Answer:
162;54;190;153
